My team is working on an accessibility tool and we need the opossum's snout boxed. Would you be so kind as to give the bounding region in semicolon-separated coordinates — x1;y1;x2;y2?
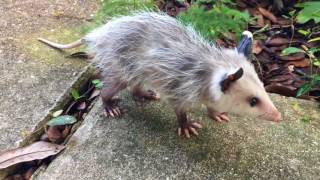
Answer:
262;107;281;122
258;98;281;122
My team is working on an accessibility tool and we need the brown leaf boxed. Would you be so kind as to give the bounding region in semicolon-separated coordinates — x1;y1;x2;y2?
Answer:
46;126;63;143
285;59;310;68
24;167;36;179
77;102;87;110
265;83;297;96
253;40;263;54
265;63;281;73
265;37;290;46
267;74;293;83
278;52;305;61
62;126;71;139
256;14;265;27
89;89;101;100
0;141;64;169
270;45;287;52
258;7;277;23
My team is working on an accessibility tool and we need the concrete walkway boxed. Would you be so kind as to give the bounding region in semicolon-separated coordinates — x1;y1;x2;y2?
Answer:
0;0;96;177
34;92;319;179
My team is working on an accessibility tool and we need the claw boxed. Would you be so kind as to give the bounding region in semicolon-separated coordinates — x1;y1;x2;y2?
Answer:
108;109;115;118
191;122;203;129
184;129;190;138
178;128;182;136
189;127;198;136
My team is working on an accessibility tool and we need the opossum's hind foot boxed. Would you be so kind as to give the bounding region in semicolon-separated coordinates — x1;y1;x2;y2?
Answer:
101;80;127;118
132;88;160;106
103;98;122;118
177;121;203;138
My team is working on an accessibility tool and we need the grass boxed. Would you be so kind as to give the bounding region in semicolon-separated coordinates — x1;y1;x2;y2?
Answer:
82;0;156;33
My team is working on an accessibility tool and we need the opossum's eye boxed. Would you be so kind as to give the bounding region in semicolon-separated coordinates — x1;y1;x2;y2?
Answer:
249;97;259;107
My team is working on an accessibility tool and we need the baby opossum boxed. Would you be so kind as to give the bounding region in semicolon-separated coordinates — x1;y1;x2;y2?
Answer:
38;12;281;138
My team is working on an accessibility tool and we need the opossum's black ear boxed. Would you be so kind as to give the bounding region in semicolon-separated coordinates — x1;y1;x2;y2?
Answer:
237;31;253;58
220;68;244;92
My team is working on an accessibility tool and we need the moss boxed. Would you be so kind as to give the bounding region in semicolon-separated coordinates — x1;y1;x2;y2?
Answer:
16;25;87;68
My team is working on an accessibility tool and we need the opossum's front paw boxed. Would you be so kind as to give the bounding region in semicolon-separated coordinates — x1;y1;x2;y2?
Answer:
133;89;160;105
177;121;203;138
209;112;230;122
103;99;122;118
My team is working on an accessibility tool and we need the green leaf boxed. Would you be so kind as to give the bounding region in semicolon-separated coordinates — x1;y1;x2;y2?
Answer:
301;116;311;123
295;2;320;24
308;37;320;43
313;60;320;67
296;83;312;97
281;47;305;56
70;89;81;100
313;75;320;81
297;29;310;36
92;79;104;89
47;115;77;127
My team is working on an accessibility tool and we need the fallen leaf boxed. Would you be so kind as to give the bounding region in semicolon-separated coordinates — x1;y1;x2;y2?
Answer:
89;89;101;100
278;52;305;61
265;83;297;96
77;102;87;110
267;74;293;83
266;37;290;46
0;141;64;169
62;126;71;139
46;115;77;127
252;40;263;54
66;52;94;59
258;7;277;23
52;110;63;118
285;59;310;68
281;47;305;56
46;126;63;143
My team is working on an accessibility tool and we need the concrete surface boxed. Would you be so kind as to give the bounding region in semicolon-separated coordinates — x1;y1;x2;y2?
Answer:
0;0;97;177
0;0;97;150
34;92;319;179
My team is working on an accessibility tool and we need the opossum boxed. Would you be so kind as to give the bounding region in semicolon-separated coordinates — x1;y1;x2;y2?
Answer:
38;12;281;138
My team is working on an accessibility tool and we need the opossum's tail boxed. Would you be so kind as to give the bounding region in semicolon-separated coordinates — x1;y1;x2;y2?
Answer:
37;38;84;49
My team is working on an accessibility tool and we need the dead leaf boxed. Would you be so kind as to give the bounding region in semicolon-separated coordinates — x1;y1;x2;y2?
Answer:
77;102;87;110
266;37;290;46
270;45;287;52
258;7;277;23
0;141;64;169
265;83;297;96
46;126;63;143
278;52;305;61
89;89;101;100
256;14;265;27
253;40;263;54
62;126;71;139
285;59;310;68
267;74;293;83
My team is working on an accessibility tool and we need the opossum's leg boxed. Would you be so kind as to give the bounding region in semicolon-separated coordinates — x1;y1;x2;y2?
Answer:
175;108;203;138
207;106;230;122
101;80;127;118
132;85;160;105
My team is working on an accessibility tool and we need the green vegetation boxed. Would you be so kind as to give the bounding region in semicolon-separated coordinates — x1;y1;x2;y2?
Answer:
295;2;320;24
178;0;250;40
83;0;155;32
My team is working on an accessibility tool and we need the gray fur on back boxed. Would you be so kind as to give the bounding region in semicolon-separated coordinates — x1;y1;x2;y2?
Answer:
84;12;247;110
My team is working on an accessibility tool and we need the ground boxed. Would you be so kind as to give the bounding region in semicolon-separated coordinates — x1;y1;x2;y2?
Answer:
0;0;320;179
